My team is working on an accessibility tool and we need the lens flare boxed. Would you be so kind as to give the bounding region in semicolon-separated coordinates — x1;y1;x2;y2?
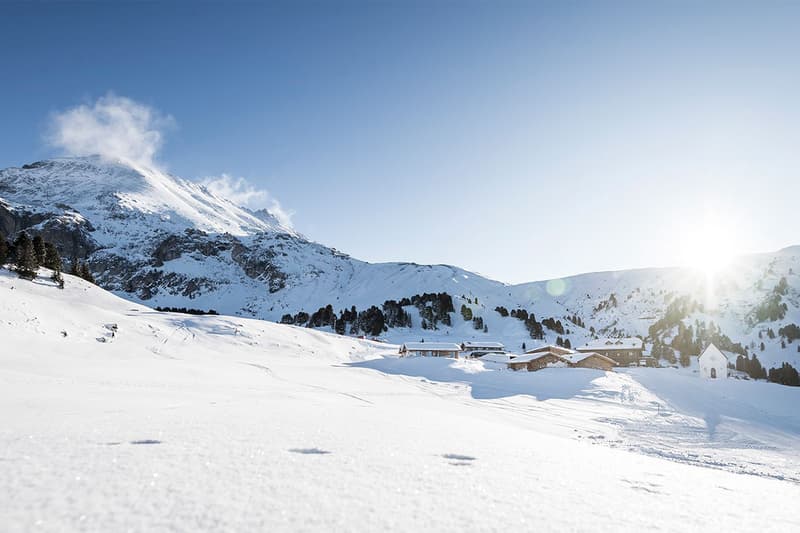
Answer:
546;278;567;297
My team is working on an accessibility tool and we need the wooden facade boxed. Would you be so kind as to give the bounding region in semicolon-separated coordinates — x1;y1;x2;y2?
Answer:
524;345;574;356
507;359;533;371
461;342;505;358
527;353;569;371
399;342;461;358
506;350;617;372
573;354;616;371
576;339;644;366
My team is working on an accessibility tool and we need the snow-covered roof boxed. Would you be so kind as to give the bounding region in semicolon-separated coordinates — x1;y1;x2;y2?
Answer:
508;352;568;364
478;352;515;363
400;342;462;352
524;345;575;355
560;351;617;366
462;341;505;349
507;350;617;366
699;343;728;362
577;338;643;351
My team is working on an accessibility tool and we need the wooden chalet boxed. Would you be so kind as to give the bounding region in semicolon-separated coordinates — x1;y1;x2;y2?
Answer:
399;342;461;358
576;338;644;366
507;348;616;372
461;341;505;357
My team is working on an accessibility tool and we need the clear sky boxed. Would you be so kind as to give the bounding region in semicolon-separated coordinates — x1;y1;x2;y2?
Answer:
2;1;799;283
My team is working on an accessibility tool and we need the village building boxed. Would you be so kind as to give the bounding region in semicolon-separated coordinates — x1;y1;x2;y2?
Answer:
461;341;505;357
399;342;462;358
506;348;616;372
698;343;728;379
478;352;515;364
576;338;644;366
524;345;575;356
561;351;617;371
507;352;560;371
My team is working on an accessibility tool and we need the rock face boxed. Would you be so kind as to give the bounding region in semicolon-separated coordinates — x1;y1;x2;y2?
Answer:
0;156;304;310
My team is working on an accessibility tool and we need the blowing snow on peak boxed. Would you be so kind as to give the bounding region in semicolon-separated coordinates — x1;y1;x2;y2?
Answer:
0;156;294;237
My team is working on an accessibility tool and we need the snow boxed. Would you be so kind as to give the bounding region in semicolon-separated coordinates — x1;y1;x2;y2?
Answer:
502;352;548;363
462;341;504;349
0;156;293;238
2;269;800;531
525;344;575;354
561;351;617;365
400;342;462;352
3;157;800;373
477;352;515;363
579;337;644;350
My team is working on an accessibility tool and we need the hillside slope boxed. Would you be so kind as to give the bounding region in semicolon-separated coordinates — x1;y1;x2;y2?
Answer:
2;156;800;369
1;269;799;531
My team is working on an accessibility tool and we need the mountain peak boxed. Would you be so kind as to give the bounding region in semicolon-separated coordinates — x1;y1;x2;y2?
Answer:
1;156;295;237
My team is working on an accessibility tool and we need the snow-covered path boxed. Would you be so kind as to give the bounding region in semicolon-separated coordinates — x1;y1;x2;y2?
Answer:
2;270;800;531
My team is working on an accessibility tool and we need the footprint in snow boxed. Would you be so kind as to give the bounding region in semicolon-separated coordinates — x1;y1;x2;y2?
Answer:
289;448;331;455
443;453;476;466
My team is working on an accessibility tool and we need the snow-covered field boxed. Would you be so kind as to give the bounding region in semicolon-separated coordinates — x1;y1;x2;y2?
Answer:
2;269;799;531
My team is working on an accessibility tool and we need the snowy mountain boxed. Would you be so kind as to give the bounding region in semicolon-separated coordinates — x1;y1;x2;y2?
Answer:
1;267;799;531
2;156;800;370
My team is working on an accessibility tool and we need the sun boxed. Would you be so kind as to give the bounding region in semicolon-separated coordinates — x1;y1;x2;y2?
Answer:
678;213;738;277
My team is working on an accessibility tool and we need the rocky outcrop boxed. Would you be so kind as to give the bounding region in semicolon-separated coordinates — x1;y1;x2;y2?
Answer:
0;202;98;260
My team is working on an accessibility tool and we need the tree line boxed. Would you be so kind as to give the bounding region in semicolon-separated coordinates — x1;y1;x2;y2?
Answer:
279;292;455;337
155;306;219;316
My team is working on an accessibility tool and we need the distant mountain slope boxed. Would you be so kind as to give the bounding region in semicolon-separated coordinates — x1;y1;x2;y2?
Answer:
1;156;799;369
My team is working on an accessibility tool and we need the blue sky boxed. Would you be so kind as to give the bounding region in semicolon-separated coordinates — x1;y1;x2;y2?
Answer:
2;1;799;283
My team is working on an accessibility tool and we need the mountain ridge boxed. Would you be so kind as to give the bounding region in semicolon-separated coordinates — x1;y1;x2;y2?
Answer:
1;156;799;370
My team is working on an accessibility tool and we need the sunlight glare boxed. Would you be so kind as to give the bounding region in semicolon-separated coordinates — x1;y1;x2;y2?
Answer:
678;212;738;277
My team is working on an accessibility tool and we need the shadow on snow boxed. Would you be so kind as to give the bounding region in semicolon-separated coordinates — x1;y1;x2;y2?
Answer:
348;356;607;401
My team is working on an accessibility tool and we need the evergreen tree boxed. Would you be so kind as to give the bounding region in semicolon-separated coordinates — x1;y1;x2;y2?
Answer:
32;235;46;265
0;238;8;265
80;262;96;284
43;242;62;272
768;362;800;386
334;315;346;335
70;257;80;276
679;351;690;367
14;233;38;279
749;354;767;380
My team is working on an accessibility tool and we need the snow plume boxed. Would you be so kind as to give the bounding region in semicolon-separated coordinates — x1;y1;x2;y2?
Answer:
48;93;173;168
200;174;295;228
